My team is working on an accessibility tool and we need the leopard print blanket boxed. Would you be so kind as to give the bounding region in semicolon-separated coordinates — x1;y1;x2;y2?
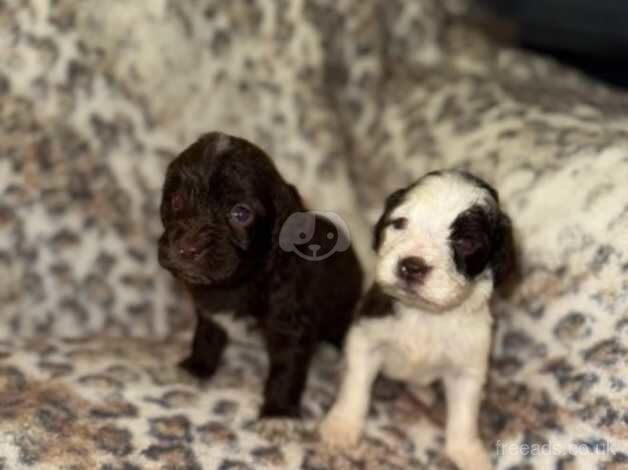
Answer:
1;0;627;468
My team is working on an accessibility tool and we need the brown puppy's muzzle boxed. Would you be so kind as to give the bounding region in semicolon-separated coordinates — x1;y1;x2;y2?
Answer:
173;222;213;261
159;220;216;270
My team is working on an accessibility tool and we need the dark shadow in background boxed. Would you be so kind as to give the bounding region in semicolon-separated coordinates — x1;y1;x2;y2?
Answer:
474;0;628;90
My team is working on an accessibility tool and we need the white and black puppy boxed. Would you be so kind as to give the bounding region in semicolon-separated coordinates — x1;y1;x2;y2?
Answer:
319;170;515;470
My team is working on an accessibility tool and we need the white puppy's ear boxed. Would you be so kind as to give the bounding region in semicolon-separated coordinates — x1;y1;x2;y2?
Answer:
372;187;408;251
490;211;516;286
450;205;493;279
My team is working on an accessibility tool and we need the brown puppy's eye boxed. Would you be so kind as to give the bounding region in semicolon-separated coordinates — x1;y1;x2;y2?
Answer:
170;192;184;212
391;217;407;230
229;203;253;226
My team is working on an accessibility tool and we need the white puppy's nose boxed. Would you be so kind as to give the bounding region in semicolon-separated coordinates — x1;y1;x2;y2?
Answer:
397;256;431;283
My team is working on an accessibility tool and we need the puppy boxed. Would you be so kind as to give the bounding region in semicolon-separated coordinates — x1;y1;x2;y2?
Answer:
319;170;515;470
158;132;364;420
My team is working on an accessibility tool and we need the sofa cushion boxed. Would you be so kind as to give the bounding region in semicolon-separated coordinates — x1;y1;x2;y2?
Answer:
2;0;628;468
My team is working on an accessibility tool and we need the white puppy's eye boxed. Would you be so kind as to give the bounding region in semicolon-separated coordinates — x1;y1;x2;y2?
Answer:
390;217;408;230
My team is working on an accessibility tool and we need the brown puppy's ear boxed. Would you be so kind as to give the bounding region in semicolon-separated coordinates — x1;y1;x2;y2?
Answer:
490;211;516;286
373;187;407;252
285;184;304;207
271;183;304;244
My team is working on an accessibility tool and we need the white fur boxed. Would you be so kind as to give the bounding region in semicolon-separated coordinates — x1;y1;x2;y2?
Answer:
376;172;493;310
320;172;497;470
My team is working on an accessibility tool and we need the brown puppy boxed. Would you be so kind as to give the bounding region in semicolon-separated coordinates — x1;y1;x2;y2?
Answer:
158;132;364;419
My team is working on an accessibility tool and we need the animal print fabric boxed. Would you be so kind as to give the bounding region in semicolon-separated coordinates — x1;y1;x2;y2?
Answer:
1;0;627;468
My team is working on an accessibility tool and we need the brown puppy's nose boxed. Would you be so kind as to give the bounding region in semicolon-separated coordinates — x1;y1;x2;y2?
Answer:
177;243;200;259
397;256;431;283
171;222;212;260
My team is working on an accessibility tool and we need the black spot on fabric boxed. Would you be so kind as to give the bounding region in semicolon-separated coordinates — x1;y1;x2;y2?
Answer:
141;444;201;470
95;425;133;457
149;415;192;443
583;338;627;367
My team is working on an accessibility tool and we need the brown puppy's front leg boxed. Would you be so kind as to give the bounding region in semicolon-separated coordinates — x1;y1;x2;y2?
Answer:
259;317;316;418
179;314;228;379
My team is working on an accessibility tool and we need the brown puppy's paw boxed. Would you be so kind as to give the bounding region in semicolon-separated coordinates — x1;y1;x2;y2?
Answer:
255;416;303;443
178;356;216;380
259;401;301;420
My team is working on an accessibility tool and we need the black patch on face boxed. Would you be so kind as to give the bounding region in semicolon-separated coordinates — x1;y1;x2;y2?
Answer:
490;210;516;286
449;203;515;286
450;205;493;279
448;171;516;285
357;283;395;319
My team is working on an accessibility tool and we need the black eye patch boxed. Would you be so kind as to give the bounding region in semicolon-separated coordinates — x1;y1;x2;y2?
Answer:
449;205;492;279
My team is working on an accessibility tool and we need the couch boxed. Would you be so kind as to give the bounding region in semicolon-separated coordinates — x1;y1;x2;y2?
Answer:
1;1;627;468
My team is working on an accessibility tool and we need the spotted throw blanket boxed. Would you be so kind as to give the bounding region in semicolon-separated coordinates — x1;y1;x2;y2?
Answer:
1;1;627;469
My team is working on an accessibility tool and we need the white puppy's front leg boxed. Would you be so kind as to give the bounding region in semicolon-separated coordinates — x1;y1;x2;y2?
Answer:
319;326;381;449
443;372;492;470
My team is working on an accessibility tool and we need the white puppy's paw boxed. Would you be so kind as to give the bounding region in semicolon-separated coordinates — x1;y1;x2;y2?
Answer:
446;440;492;470
319;414;362;449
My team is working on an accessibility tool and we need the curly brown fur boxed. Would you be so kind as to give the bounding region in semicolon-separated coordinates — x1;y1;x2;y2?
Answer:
158;132;364;419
